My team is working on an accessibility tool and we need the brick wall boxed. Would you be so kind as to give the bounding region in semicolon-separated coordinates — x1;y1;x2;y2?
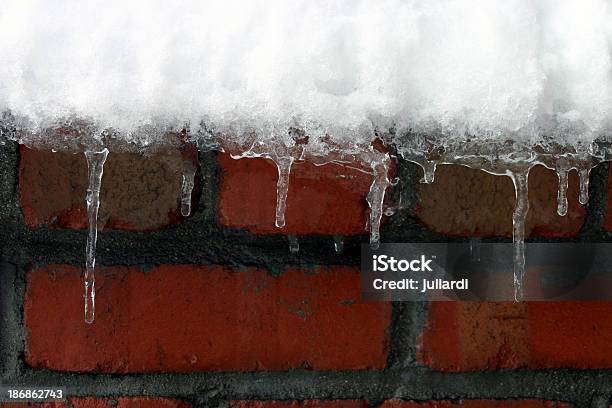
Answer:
2;143;612;407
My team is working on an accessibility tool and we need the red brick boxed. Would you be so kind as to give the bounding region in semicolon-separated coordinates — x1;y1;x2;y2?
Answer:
230;401;365;408
218;153;393;235
417;165;585;237
19;146;198;230
1;397;190;408
418;301;612;371
379;400;569;408
25;265;390;372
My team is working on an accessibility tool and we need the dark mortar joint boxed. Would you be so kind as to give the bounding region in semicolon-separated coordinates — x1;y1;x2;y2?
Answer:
4;367;611;406
0;258;26;383
387;302;428;369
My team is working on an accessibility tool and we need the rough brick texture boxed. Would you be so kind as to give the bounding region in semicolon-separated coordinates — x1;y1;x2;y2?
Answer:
1;397;190;408
417;165;585;237
218;153;391;235
419;302;612;371
19;146;198;230
25;264;390;372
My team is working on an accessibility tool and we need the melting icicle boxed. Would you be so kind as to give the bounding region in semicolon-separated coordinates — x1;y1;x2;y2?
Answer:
288;235;299;253
420;161;437;184
578;168;590;205
84;149;109;324
556;160;569;216
366;158;391;250
180;170;196;216
510;170;529;302
333;235;344;253
275;157;294;228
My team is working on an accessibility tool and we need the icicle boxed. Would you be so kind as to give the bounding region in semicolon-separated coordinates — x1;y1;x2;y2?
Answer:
420;161;437;184
510;170;529;302
180;170;196;216
556;160;569;216
578;168;590;205
288;235;299;253
275;157;294;228
333;235;344;253
84;149;109;324
366;158;391;250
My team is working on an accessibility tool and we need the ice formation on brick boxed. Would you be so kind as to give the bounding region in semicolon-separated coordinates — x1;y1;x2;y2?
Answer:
84;149;108;323
180;171;196;217
0;0;611;312
511;171;530;301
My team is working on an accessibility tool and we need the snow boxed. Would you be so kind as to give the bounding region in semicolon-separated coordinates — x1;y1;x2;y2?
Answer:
0;0;609;150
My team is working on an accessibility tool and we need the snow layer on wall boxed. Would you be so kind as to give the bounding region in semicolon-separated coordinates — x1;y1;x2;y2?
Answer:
0;0;610;151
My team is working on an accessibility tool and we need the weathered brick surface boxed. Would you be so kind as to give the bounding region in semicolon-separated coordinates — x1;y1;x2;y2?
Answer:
25;264;390;372
379;400;569;407
217;153;391;235
8;144;610;401
1;397;190;408
418;302;612;371
19;146;198;230
417;165;585;237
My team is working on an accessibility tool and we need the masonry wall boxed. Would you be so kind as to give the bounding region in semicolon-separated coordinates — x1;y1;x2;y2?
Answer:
2;142;612;408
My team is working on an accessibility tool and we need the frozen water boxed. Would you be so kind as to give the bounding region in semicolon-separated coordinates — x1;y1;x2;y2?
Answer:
0;0;611;302
84;149;108;324
420;162;437;184
510;170;530;301
274;157;293;228
366;152;392;250
579;169;590;205
556;160;569;217
180;171;196;217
